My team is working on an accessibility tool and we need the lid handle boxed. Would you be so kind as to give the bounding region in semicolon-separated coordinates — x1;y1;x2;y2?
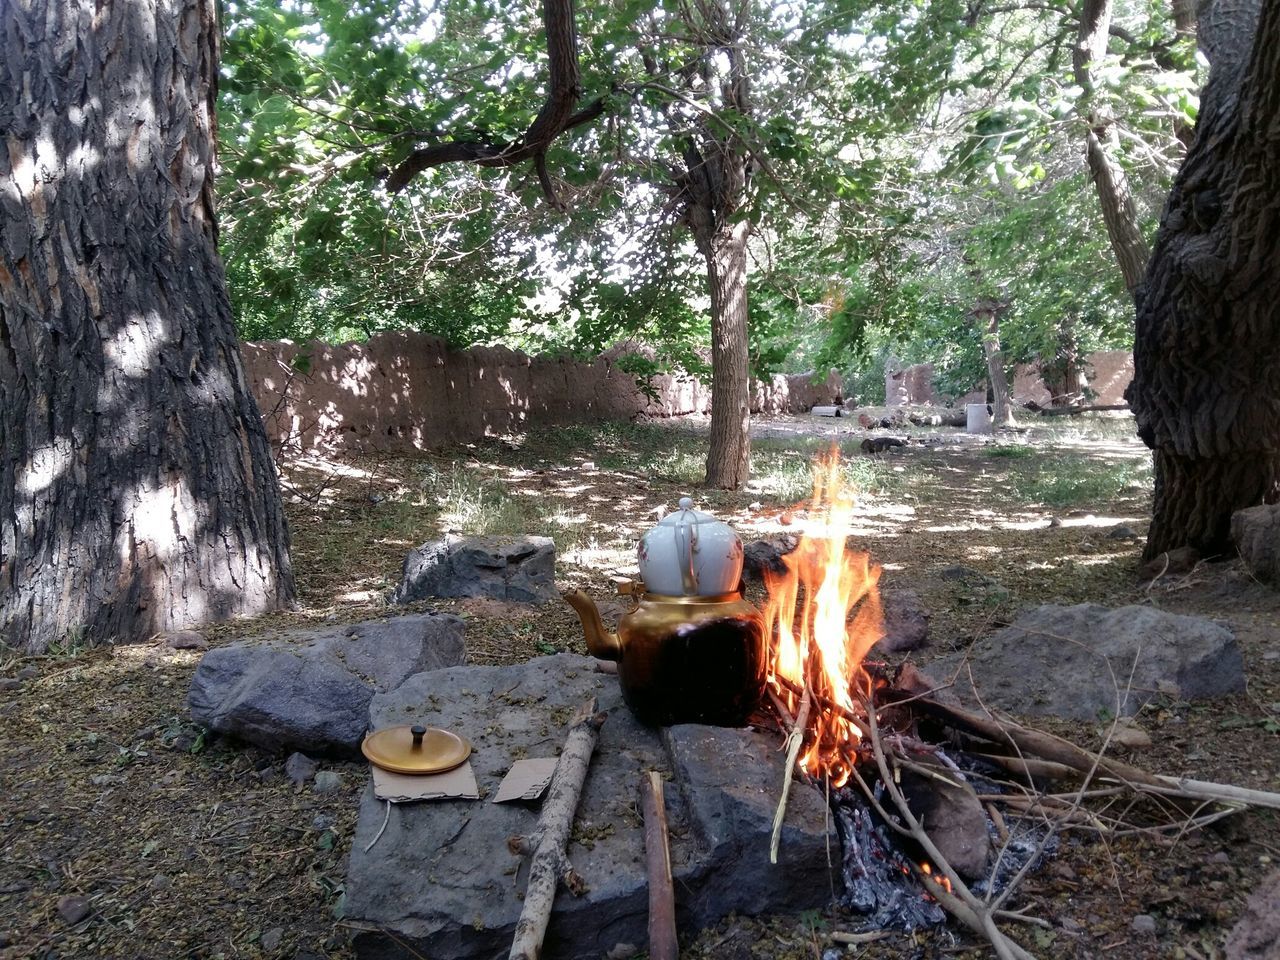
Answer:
675;497;699;595
411;725;426;749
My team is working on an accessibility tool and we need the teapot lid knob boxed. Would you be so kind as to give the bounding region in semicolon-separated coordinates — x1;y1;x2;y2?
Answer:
679;496;693;510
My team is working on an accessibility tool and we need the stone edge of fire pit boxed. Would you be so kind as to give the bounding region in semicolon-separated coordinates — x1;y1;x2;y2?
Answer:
345;654;837;960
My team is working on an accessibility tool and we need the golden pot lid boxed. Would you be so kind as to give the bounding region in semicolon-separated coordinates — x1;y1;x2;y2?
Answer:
361;724;472;775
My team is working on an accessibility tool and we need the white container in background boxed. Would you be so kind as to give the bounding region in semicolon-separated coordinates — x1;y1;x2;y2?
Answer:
966;403;993;435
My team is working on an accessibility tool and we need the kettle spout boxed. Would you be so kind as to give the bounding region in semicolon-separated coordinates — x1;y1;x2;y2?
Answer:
563;589;621;661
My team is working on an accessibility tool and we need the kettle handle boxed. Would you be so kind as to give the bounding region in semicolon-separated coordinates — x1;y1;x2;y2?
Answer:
675;497;699;595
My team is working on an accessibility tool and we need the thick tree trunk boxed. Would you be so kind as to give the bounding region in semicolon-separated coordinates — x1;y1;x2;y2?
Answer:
1075;0;1151;293
703;221;752;489
0;0;295;652
1127;0;1277;560
975;304;1017;429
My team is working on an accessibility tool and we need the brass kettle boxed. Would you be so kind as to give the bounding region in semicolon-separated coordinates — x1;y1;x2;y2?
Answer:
564;499;766;727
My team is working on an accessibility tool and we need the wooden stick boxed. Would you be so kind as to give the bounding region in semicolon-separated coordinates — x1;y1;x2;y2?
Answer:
641;771;678;960
508;698;606;960
909;693;1280;811
903;691;1170;791
769;682;811;865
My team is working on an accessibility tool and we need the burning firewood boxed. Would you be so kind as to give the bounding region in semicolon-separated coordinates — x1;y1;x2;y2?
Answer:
756;446;1280;957
507;697;606;960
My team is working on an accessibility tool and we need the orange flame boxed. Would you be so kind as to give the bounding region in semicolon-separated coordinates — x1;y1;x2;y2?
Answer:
763;448;883;787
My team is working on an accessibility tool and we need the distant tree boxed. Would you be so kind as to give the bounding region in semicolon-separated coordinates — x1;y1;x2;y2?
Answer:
0;0;295;652
1127;0;1277;559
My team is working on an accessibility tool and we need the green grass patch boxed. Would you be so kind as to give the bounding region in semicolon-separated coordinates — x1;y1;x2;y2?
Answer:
986;444;1035;459
1006;457;1152;508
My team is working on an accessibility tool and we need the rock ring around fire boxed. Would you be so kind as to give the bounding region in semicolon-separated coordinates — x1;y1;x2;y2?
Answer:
345;653;838;960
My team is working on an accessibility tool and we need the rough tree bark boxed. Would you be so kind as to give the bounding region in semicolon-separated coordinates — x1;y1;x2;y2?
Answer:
0;0;295;652
1075;0;1152;294
1126;0;1275;560
677;1;755;490
973;300;1017;429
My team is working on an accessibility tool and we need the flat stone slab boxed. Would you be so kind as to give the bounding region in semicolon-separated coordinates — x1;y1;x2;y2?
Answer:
347;654;838;960
924;603;1244;720
189;613;465;757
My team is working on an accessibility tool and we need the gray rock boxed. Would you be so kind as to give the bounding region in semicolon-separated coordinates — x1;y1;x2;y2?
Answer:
261;926;284;952
742;535;799;582
876;588;930;653
346;654;837;960
149;874;173;891
1131;914;1157;935
393;535;558;605
1227;869;1280;960
939;564;995;585
163;630;208;651
0;678;22;691
1233;504;1280;584
15;665;38;680
313;771;342;794
57;895;90;925
284;752;318;786
188;613;465;757
924;604;1244;720
1106;526;1139;540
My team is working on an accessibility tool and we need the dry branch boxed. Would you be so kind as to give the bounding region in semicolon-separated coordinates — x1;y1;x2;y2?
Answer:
508;697;606;960
641;771;678;960
769;682;811;864
858;704;1038;960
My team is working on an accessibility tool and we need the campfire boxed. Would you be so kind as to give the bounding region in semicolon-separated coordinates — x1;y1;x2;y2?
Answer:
763;451;883;790
747;448;1280;955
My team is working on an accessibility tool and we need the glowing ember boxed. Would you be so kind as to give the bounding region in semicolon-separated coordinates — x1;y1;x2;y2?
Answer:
763;448;883;787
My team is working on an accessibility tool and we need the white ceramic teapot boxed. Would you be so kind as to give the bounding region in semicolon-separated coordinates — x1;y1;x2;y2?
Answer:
638;497;745;596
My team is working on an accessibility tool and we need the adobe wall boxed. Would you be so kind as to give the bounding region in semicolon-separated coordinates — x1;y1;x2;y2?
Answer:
242;333;840;455
1010;349;1133;406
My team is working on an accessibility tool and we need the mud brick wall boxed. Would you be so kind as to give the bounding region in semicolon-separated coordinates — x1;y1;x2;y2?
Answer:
241;333;840;455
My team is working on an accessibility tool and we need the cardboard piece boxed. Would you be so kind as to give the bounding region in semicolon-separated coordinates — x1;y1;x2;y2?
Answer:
492;758;559;803
372;761;480;802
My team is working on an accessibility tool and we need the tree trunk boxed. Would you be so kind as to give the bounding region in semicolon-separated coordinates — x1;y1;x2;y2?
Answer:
1127;0;1277;560
674;0;754;491
0;0;295;652
1075;0;1151;293
975;304;1017;429
703;221;752;489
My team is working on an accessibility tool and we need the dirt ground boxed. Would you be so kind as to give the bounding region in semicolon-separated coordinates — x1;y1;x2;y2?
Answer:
1;413;1277;960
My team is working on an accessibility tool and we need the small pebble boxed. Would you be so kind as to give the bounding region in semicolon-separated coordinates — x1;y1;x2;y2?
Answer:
312;814;334;832
313;771;342;794
15;665;38;680
1061;917;1083;934
90;774;123;787
1211;852;1231;865
57;895;90;926
1106;526;1138;540
1131;914;1157;935
0;678;22;692
149;875;173;891
285;752;318;786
